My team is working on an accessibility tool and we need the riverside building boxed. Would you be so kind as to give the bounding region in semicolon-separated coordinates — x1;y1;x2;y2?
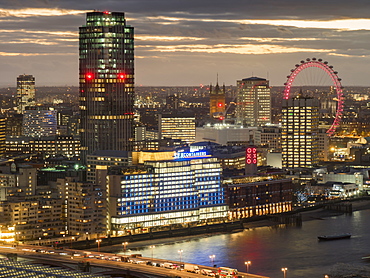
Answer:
101;151;228;236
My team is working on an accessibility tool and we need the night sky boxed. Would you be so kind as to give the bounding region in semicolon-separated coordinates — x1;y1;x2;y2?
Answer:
1;0;370;87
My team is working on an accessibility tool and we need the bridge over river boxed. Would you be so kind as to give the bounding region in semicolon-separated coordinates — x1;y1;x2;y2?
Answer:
0;245;268;278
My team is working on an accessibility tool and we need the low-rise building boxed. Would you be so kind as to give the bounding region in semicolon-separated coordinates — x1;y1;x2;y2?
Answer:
86;150;132;183
224;173;294;219
196;124;261;146
56;176;106;238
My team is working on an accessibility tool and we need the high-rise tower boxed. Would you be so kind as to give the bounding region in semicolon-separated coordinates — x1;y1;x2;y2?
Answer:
16;74;36;114
79;11;134;161
236;77;271;126
282;96;319;169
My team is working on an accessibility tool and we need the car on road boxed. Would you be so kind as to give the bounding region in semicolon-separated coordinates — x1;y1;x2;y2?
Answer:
163;262;176;269
201;269;216;276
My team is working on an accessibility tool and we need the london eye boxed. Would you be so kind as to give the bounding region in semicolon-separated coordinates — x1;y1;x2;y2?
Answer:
283;58;344;136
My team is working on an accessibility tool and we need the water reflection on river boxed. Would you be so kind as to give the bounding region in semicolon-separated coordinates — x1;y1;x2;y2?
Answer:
108;210;370;278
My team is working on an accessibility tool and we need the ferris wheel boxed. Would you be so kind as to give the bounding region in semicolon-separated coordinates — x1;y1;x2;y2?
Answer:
283;58;344;136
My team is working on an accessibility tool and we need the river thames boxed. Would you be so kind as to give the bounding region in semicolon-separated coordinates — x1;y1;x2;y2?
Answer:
104;209;370;278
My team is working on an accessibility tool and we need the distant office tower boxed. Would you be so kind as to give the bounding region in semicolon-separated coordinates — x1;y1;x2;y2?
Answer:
166;94;180;110
23;107;57;137
209;82;225;118
236;77;271;126
260;125;282;152
5;113;23;137
282;96;319;168
79;11;134;161
0;116;5;155
16;74;36;114
159;113;196;144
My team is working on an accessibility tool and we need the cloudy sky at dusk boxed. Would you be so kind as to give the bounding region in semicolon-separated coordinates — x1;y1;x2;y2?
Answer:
1;0;370;87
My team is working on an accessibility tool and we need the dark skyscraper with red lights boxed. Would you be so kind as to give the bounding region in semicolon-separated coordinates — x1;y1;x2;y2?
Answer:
79;11;134;161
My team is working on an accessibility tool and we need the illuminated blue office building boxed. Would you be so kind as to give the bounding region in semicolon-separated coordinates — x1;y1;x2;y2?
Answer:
103;151;228;235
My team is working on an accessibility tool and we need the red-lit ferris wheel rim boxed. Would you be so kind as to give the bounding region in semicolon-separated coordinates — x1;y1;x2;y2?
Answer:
283;58;344;136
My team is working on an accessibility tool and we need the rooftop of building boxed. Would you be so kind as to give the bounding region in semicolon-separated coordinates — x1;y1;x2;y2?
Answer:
241;76;267;81
190;141;220;147
200;123;259;130
88;150;130;158
160;113;195;118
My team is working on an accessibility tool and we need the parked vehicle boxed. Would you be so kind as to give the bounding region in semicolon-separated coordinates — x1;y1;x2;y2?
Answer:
184;264;200;273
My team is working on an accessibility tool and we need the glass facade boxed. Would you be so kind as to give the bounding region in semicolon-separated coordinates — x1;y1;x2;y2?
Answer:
79;11;135;161
109;157;228;231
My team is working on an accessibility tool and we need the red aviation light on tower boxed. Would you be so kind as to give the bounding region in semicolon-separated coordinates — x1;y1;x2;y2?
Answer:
117;73;126;79
85;73;94;80
218;102;223;108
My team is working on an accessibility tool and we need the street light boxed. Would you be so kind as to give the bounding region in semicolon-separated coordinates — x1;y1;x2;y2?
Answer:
209;255;215;266
178;249;183;262
245;261;251;273
38;237;41;246
96;239;102;252
149;245;155;259
70;236;75;249
122;242;128;254
281;268;288;278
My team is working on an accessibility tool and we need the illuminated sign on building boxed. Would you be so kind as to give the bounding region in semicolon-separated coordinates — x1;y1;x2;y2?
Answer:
174;151;210;159
246;147;257;165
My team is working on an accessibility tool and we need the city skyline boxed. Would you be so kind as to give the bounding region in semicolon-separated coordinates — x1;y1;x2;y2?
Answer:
0;1;370;86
